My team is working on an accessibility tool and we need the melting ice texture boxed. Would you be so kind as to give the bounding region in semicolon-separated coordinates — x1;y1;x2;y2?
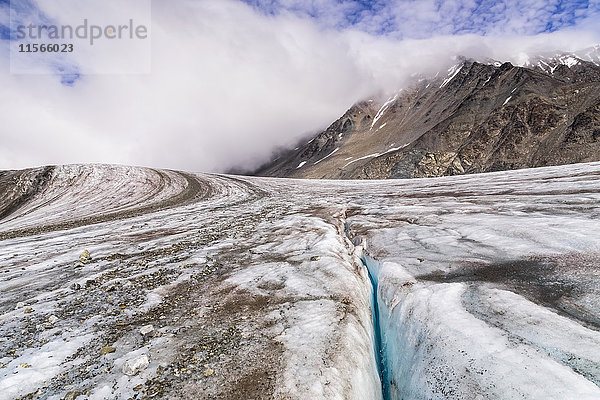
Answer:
0;161;599;399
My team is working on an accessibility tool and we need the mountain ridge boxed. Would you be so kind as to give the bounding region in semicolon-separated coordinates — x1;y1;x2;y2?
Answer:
255;46;600;179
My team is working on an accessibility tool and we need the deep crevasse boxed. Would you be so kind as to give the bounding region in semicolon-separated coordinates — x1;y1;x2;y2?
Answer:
360;253;389;400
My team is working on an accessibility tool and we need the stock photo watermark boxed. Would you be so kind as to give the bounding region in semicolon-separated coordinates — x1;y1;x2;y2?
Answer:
10;0;152;75
15;19;148;46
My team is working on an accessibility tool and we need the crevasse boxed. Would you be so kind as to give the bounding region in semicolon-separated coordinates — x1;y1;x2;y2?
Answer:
360;252;390;400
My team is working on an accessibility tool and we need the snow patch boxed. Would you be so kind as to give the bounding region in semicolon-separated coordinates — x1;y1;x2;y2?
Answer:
382;144;408;155
343;153;381;168
559;55;580;68
371;94;398;129
439;64;463;88
313;148;339;165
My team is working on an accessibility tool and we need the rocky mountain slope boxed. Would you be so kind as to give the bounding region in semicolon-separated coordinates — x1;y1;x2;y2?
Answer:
256;46;600;179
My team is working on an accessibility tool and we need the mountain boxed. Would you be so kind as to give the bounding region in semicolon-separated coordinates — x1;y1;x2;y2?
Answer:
255;46;600;179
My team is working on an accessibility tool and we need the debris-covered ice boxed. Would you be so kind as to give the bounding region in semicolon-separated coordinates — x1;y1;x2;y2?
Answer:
1;162;599;399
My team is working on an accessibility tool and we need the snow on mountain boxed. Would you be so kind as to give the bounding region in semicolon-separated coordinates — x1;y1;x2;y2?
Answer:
513;45;600;74
1;162;600;399
371;94;398;129
439;63;463;88
256;46;600;180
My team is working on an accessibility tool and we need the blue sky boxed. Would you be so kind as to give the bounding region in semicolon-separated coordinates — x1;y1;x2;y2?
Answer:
242;0;599;37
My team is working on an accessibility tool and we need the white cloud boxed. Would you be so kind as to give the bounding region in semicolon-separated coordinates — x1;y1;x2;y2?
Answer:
0;0;599;173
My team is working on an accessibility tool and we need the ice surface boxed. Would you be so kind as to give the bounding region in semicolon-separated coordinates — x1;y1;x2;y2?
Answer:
1;162;600;399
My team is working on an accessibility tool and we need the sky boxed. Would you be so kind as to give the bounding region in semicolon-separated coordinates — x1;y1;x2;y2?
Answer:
0;0;599;173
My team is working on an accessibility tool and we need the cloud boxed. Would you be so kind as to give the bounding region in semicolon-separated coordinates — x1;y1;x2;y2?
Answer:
0;0;599;173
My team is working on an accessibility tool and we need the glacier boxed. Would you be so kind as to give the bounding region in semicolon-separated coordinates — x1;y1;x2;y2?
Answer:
0;162;599;399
